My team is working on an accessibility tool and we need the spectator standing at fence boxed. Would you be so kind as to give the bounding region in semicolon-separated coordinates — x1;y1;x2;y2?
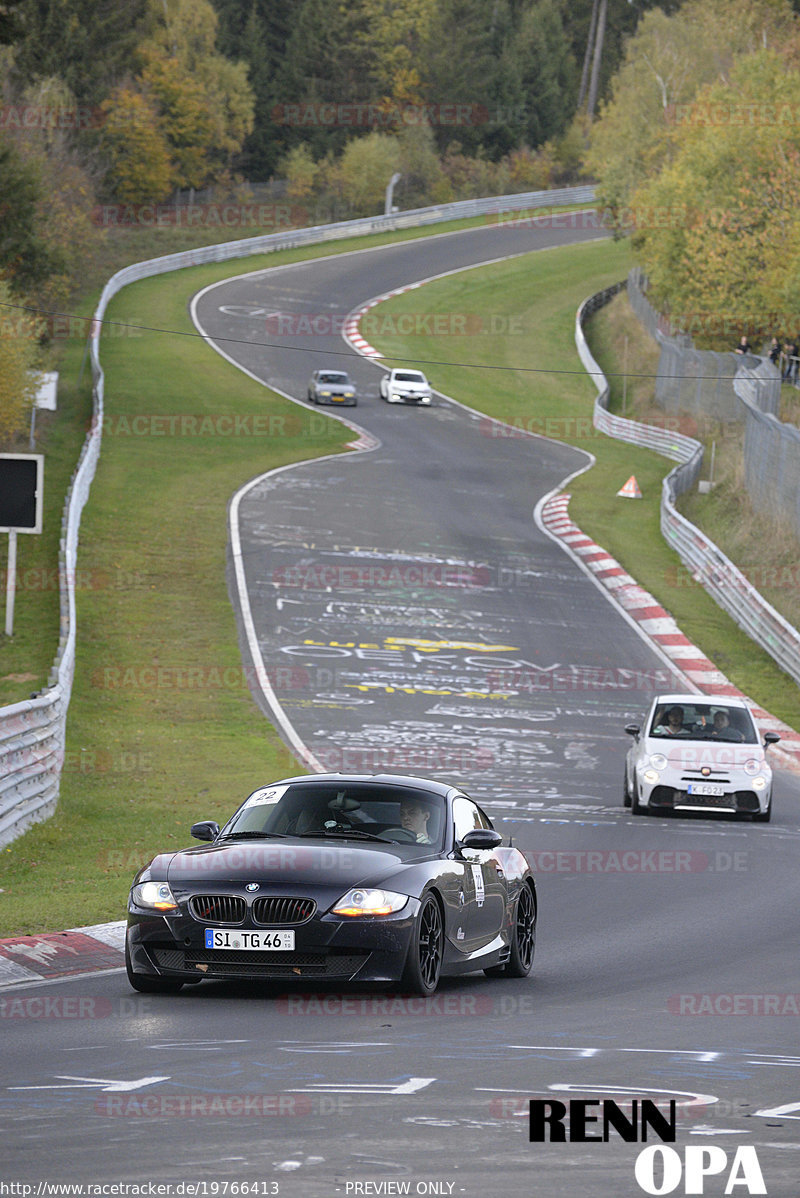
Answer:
783;338;799;382
734;334;752;355
768;336;781;365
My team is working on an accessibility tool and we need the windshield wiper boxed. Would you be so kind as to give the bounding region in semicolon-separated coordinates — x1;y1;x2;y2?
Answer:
217;830;288;840
296;828;390;843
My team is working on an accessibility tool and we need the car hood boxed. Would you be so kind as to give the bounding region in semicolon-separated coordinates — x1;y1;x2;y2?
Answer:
158;839;417;891
393;380;429;391
321;383;352;394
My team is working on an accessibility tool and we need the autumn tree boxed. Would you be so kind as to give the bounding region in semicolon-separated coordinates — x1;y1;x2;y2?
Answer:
99;87;172;204
585;0;798;227
631;47;800;343
334;132;401;215
137;0;254;189
279;143;320;202
1;79;97;310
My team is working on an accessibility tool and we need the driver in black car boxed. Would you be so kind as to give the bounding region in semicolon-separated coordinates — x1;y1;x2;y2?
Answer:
399;799;432;843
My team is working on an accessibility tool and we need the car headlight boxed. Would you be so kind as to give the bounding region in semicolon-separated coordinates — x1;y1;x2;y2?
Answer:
331;888;408;917
752;776;767;790
319;390;331;397
131;881;178;911
649;754;668;771
344;391;354;398
743;759;761;776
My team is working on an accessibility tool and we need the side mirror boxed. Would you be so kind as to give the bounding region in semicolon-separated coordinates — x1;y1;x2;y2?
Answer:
625;724;641;740
191;820;220;842
459;828;503;851
763;732;781;749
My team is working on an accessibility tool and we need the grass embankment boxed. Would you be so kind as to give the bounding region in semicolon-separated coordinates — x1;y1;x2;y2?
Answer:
363;239;800;731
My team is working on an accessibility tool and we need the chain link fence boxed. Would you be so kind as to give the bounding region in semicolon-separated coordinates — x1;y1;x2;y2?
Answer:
577;284;800;692
627;267;799;543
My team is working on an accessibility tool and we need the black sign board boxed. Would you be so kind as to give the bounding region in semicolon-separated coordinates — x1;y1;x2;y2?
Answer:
0;454;44;533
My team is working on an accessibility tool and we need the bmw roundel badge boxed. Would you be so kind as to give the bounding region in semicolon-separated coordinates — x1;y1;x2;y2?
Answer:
245;882;260;892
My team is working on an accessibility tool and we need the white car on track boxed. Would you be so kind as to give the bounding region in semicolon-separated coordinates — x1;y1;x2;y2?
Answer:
379;368;433;405
624;693;780;821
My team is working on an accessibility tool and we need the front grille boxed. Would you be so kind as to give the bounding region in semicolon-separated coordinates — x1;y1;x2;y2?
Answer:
189;895;246;925
184;950;369;978
252;896;316;925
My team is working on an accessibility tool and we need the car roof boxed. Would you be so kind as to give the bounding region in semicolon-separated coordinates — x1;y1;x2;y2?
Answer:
259;772;460;799
649;694;751;709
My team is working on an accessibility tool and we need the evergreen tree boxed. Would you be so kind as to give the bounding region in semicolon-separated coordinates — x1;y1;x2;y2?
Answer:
213;0;297;179
11;0;151;106
0;136;58;294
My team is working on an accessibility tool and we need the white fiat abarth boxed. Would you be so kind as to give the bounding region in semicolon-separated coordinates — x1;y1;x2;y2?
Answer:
624;694;780;821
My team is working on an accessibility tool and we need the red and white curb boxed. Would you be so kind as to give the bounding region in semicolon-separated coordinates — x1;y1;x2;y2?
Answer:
344;284;424;359
0;921;126;989
540;492;800;773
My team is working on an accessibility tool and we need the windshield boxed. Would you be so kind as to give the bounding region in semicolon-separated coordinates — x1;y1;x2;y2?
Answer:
649;702;757;743
394;371;426;383
318;373;349;384
222;781;446;848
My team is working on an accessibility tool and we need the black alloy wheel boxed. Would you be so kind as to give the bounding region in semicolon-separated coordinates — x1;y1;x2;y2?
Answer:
507;883;536;976
486;883;536;978
402;894;443;996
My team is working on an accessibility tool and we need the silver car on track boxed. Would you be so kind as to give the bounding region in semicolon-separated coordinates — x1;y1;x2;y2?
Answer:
307;370;357;406
624;693;780;821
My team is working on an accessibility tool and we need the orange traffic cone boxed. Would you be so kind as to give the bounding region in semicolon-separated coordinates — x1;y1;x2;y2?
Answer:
617;475;642;498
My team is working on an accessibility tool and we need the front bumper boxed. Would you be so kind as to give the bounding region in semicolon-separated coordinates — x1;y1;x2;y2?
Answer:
317;394;357;406
127;898;421;984
637;771;770;815
387;391;431;404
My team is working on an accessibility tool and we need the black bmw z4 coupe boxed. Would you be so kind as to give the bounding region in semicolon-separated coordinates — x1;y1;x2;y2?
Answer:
126;773;536;996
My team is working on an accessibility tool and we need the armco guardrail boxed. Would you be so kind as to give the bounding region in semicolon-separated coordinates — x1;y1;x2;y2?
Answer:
0;183;596;847
577;284;800;691
576;284;703;478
